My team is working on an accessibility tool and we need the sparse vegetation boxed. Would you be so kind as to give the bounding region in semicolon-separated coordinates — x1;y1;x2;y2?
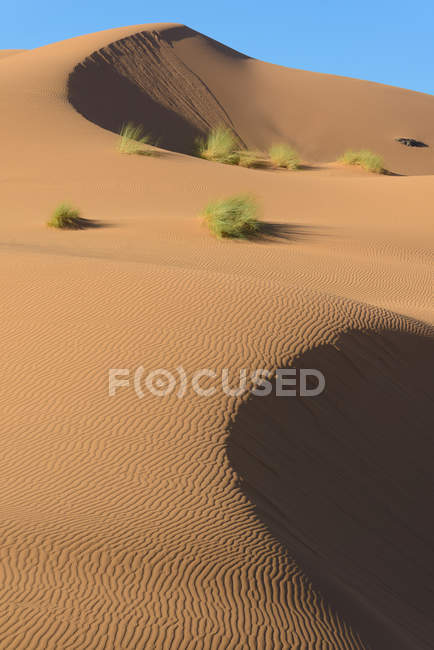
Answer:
203;194;262;239
269;143;300;170
198;129;301;172
47;203;82;229
198;126;240;164
339;150;385;173
118;122;153;155
237;150;266;168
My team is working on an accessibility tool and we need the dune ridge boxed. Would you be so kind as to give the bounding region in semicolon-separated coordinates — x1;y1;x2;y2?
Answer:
0;22;432;649
67;24;434;174
68;27;240;153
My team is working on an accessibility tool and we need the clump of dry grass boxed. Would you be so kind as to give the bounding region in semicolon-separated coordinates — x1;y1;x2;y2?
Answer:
198;126;240;164
203;194;262;239
47;203;82;229
118;122;153;155
339;150;385;173
237;150;266;168
269;143;300;170
198;129;301;172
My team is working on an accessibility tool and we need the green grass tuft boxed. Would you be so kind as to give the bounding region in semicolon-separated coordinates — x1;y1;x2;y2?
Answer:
203;194;262;239
47;203;82;229
118;122;153;155
339;150;385;173
269;143;300;170
199;126;240;164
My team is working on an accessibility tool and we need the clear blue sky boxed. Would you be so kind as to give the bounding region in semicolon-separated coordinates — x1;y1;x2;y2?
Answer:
2;0;434;95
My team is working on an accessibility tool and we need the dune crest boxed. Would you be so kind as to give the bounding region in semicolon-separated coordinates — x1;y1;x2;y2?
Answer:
66;24;434;174
68;27;240;154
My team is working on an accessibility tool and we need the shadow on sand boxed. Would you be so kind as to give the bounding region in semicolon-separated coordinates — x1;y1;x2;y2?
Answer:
62;217;110;230
244;222;327;244
227;327;434;650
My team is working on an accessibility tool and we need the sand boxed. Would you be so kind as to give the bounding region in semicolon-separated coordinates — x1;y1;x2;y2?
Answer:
0;23;432;649
0;50;27;59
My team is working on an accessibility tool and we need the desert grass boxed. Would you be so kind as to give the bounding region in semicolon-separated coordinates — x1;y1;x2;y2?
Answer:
269;143;300;170
47;203;83;229
237;150;266;168
198;130;304;172
199;126;240;164
203;195;262;239
339;150;385;173
118;122;153;155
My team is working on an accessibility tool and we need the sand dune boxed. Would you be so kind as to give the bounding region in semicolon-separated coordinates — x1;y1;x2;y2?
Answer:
67;24;434;174
0;23;432;649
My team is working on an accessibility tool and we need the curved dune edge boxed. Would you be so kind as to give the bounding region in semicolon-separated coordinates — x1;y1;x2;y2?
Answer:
67;24;434;173
1;241;432;648
67;26;244;154
228;324;434;650
0;251;381;650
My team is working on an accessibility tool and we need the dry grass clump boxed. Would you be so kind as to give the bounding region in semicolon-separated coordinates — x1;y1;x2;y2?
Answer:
198;128;301;172
203;195;262;239
237;150;267;168
47;203;82;229
118;122;153;155
198;126;240;164
339;150;385;173
198;129;386;175
269;143;300;170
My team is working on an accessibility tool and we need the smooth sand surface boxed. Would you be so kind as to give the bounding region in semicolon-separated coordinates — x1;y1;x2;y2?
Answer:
0;24;433;649
0;50;27;59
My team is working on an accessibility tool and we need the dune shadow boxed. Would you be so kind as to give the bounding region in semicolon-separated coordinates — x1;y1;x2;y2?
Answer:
68;58;203;155
67;29;242;155
227;327;434;650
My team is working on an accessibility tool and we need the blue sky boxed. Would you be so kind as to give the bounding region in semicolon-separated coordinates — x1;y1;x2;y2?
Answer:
2;0;434;95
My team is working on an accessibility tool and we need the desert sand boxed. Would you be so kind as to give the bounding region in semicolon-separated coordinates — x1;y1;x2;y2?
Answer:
0;23;433;649
0;50;27;59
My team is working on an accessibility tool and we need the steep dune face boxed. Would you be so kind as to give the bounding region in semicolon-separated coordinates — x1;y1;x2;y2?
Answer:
228;326;434;650
0;22;433;650
68;25;434;173
68;27;242;153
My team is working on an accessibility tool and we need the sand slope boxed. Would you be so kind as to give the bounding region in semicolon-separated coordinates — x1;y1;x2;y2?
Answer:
0;50;27;59
68;25;434;174
229;327;434;649
0;23;433;650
